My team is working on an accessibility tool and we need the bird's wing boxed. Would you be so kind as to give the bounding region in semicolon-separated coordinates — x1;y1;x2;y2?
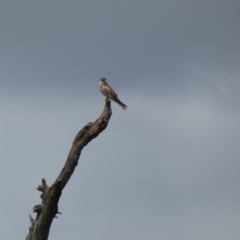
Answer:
105;82;118;97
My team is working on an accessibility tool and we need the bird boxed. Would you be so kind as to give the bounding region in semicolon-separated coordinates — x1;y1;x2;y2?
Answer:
99;77;128;110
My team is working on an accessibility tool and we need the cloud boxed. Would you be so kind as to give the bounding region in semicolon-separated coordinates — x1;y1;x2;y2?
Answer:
0;0;239;239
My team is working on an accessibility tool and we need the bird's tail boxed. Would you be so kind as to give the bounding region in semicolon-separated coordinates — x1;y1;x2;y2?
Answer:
111;96;128;110
116;99;128;110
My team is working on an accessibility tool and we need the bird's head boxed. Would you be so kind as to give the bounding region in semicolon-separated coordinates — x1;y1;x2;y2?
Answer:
100;77;107;84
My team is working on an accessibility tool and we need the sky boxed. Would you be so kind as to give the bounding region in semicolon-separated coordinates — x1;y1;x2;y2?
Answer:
0;0;240;239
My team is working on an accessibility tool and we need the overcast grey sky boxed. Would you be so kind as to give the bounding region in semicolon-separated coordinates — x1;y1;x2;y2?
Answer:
0;1;240;239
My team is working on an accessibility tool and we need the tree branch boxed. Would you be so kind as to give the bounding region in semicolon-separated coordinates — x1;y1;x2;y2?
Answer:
26;101;112;240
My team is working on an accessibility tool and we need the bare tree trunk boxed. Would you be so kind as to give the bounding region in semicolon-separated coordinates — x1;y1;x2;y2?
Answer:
25;101;112;240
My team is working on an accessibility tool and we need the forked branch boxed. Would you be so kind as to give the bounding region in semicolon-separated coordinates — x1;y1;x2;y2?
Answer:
25;101;112;240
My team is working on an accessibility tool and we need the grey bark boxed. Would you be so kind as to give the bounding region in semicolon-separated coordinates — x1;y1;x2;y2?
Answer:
25;101;112;240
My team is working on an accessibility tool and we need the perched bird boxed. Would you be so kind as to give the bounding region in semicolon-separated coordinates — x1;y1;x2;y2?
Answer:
99;77;128;110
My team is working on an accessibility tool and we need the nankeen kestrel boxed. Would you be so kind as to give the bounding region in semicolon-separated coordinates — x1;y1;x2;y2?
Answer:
99;78;128;110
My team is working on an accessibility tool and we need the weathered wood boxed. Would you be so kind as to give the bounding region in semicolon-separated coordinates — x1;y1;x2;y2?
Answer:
26;101;112;240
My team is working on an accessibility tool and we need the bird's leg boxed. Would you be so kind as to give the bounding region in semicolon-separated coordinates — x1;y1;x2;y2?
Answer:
105;97;109;102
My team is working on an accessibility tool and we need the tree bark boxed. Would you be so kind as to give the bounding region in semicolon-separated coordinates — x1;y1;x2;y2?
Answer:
26;101;112;240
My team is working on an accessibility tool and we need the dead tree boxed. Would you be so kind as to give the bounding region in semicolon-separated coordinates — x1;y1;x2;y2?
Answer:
26;101;112;240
